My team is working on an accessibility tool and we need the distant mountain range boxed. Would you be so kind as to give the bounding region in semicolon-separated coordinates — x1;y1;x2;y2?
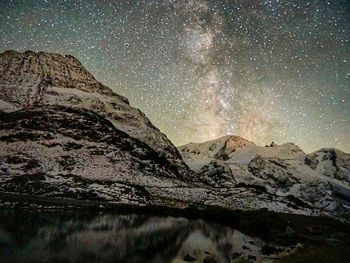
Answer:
178;135;350;219
0;50;349;221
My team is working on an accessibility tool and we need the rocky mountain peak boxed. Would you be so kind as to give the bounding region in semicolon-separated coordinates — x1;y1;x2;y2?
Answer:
0;50;126;111
214;135;255;160
216;135;255;148
178;135;254;156
0;50;190;176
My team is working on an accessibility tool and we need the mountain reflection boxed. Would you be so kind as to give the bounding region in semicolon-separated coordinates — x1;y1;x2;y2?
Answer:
0;211;333;263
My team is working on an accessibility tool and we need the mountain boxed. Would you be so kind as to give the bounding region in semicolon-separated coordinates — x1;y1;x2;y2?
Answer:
0;50;188;175
0;50;201;210
0;105;186;202
178;135;350;219
0;50;349;221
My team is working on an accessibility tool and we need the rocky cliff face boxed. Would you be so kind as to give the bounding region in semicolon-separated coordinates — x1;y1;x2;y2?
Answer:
0;50;187;175
178;136;350;220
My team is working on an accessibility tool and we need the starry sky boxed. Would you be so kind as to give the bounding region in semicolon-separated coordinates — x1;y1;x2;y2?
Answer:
0;0;349;153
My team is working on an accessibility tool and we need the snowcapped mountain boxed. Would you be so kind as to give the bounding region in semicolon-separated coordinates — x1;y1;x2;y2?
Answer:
0;50;187;175
0;50;199;209
178;135;306;172
0;50;349;221
178;135;255;171
178;135;350;219
305;148;350;183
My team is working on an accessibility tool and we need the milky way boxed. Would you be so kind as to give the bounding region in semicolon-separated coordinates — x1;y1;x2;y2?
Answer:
0;0;349;152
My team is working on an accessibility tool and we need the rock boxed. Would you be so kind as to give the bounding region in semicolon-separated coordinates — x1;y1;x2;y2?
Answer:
248;255;256;261
232;252;242;259
203;256;217;263
183;254;197;261
285;226;296;237
261;245;283;255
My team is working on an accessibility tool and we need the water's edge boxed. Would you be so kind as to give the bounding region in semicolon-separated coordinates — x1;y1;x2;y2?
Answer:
1;192;350;262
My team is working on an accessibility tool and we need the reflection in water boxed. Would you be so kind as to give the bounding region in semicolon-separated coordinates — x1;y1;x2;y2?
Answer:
0;211;347;263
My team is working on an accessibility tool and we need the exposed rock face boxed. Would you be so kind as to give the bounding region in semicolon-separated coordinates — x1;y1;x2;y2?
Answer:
0;50;187;174
305;148;350;183
179;136;350;219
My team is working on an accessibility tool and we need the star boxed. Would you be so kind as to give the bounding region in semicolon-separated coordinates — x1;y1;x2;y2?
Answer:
0;0;349;152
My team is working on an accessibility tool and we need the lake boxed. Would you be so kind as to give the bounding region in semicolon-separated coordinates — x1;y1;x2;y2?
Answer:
0;210;349;262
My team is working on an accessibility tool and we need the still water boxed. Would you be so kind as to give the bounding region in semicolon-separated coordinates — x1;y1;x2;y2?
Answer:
0;210;349;263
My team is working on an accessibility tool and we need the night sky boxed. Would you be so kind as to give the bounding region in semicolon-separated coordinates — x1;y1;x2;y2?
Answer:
0;0;349;153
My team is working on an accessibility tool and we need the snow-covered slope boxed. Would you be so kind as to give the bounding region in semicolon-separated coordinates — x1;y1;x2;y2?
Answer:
0;50;188;175
0;105;187;203
179;136;350;219
179;136;306;172
1;105;319;217
178;135;255;171
306;148;350;183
